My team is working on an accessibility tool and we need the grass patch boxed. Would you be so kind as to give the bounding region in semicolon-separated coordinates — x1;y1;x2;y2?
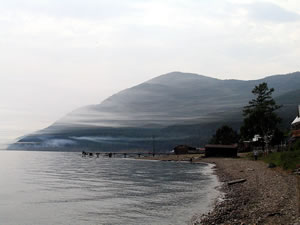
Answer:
262;148;300;170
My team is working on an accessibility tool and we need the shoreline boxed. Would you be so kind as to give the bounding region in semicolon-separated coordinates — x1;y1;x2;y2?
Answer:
198;158;300;224
140;155;300;225
189;161;226;225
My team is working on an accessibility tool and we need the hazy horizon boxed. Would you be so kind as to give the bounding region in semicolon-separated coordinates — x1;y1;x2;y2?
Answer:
1;0;300;148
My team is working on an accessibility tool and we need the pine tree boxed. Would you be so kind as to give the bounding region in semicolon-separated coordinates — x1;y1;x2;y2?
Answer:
240;82;281;148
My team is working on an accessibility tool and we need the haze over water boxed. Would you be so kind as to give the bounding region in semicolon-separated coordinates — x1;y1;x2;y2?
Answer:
0;151;220;225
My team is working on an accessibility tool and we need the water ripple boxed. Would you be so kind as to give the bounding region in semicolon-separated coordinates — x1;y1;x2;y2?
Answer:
0;151;220;225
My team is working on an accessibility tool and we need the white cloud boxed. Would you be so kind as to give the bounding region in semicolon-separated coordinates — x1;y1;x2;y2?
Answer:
244;2;300;22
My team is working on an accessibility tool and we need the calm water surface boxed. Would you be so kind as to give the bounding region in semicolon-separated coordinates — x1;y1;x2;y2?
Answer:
0;151;220;225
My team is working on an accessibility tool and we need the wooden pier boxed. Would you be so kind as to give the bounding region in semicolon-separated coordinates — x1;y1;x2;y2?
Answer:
81;151;172;158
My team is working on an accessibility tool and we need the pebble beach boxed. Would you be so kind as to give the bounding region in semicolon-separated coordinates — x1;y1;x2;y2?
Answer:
197;157;300;225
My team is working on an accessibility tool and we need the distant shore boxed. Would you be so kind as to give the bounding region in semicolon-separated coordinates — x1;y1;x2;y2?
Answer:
139;154;300;225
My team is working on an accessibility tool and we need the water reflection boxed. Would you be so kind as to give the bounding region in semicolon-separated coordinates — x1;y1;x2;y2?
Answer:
0;151;219;225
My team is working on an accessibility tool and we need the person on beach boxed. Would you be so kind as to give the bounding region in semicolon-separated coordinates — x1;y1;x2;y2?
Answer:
254;150;258;160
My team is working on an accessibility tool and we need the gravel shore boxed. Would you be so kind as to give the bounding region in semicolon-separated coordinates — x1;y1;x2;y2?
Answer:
194;157;300;225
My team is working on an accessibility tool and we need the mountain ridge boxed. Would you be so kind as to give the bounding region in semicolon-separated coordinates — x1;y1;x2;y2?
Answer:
9;71;300;151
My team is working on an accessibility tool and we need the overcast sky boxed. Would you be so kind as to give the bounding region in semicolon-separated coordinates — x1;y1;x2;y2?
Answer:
1;0;300;146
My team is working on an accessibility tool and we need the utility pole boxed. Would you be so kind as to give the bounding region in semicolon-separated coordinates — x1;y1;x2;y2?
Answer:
152;135;156;157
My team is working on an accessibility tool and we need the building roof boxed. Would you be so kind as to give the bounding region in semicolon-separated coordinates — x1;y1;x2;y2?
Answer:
205;144;238;149
292;116;300;125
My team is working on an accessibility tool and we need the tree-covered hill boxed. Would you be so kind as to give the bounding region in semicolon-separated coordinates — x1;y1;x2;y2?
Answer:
9;71;300;151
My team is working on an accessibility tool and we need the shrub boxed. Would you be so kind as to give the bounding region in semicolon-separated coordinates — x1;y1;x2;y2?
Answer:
263;148;300;170
290;139;300;151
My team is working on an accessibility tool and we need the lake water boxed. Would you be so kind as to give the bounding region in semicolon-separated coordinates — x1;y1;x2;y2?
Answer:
0;151;220;225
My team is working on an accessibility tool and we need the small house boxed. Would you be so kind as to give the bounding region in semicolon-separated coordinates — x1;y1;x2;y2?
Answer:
205;144;238;157
173;145;196;154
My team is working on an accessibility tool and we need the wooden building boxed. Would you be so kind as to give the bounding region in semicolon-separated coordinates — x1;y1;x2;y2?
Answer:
205;144;238;157
291;105;300;140
173;145;196;154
